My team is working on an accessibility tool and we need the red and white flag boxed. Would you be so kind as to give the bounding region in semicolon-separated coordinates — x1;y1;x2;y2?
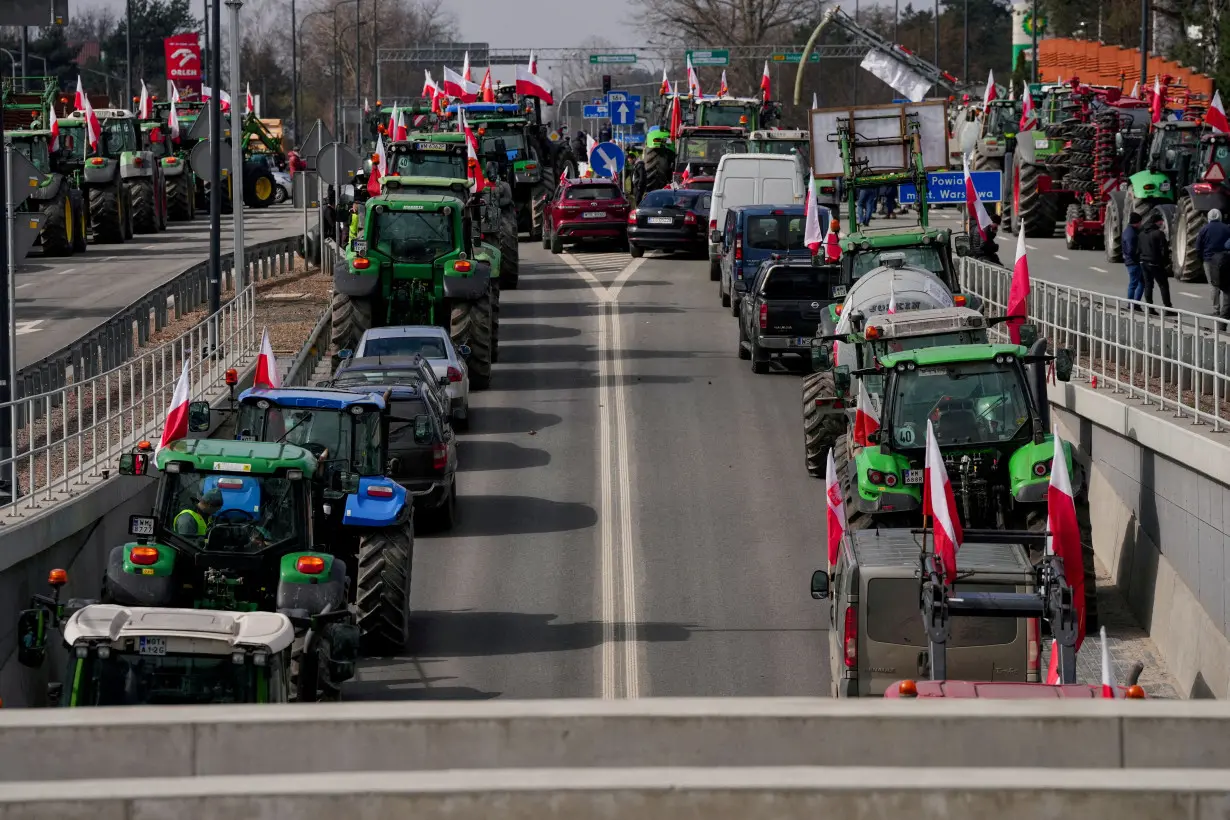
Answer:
812;92;819;110
245;82;254;116
887;278;898;314
804;184;824;255
669;83;683;140
48;104;60;151
479;67;495;102
82;91;101;153
923;419;963;584
443;66;478;102
463;52;475;84
423;71;442;101
461;109;486;192
1100;626;1116;698
825;449;848;567
963;155;993;240
158;359;191;453
367;134;386;196
983;69;997;107
1151;74;1164;124
364;98;370;114
1130;80;1140;99
1207;90;1229;134
659;66;670;96
1048;425;1086;649
681;164;693;185
168;84;181;142
515;55;554;104
853;379;880;447
1007;227;1031;344
686;54;701;97
760;61;771;101
74;75;86;111
138;80;152;119
719;70;729;97
202;85;231;111
395;111;408;141
1019;87;1038;132
255;328;281;389
1046;640;1061;685
387;101;398;136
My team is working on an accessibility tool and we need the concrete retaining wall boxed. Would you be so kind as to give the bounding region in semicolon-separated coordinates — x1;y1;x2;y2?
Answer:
1050;381;1230;700
2;699;1229;781
2;767;1229;819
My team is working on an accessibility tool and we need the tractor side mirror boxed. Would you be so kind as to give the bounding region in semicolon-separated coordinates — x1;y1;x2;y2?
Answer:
17;608;49;669
457;344;471;358
810;341;833;372
1055;348;1074;382
119;452;149;476
485;160;499;181
338;348;354;360
337;471;360;495
865;430;880;444
188;401;211;433
834;365;852;394
954;233;971;257
810;569;830;600
1017;322;1039;348
413;415;432;444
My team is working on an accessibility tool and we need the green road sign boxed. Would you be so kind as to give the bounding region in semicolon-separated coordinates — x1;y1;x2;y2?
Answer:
590;54;638;64
687;49;730;67
771;53;821;64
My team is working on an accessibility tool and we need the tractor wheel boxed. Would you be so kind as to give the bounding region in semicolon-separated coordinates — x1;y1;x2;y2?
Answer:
356;523;415;654
69;190;87;253
531;178;556;241
1150;203;1177;247
490;279;501;364
1064;204;1082;250
40;189;73;257
1174;195;1208;283
1103;191;1125;263
835;433;871;531
166;174;193;221
641;146;674;193
246;170;277;209
1015;159;1058;238
500;208;520;289
88;185;125;244
970;146;999;174
129;180;159;234
802;370;848;478
451;289;493;391
122;186;134;240
331;291;373;352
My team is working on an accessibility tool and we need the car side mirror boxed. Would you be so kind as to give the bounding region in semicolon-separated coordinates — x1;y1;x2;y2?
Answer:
1017;322;1039;348
457;344;471;358
188;401;211;433
413;414;432;444
710;230;722;243
1055;348;1074;382
810;569;830;600
119;452;149;476
17;608;49;668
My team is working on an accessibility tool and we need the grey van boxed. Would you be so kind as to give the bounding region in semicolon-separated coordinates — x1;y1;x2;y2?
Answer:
811;529;1038;697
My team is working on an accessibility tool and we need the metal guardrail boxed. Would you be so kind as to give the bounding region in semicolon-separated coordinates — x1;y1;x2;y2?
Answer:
281;239;342;387
15;235;300;403
961;257;1230;433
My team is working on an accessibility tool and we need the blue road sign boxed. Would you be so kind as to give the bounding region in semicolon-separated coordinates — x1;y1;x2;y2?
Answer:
589;141;626;177
609;98;636;125
898;171;1002;204
583;104;609;119
620;133;646;144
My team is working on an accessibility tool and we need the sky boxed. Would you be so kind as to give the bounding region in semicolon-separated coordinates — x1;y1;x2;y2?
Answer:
73;0;642;48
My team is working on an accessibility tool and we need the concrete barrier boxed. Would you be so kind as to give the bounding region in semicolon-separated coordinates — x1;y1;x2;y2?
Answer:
2;699;1230;781
2;767;1228;819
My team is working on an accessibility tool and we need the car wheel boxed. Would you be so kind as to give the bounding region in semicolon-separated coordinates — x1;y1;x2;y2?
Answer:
550;232;563;255
453;404;469;432
751;340;769;374
709;257;720;281
629;242;643;258
541;225;550;250
737;323;751;360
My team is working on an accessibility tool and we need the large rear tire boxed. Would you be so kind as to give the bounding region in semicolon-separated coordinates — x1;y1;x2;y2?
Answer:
88;185;125;244
40;190;73;257
451;289;493;390
641;146;674;193
356;524;414;654
500;208;520;289
802;371;848;478
129;180;158;234
331;291;374;352
835;432;871;531
1174;195;1207;283
69;189;87;253
1015;159;1058;238
1104;191;1124;263
246;169;277;209
166;174;193;221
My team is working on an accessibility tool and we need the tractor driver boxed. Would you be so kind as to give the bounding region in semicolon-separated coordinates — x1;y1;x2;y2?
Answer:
174;488;223;537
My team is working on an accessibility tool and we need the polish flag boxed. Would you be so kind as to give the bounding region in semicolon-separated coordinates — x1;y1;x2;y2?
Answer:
395;111;408;141
963;155;993;240
461;109;486;192
74;75;86;111
923;419;963;584
387;101;399;136
443;66;478;102
659;66;670;96
685;55;701;97
202;85;231;111
887;278;898;314
462;51;473;84
1019;87;1038;132
1007;227;1031;344
852;379;880;447
983;69;997;107
804;184;824;255
761;61;772;101
48;105;60;151
1151;74;1163;124
480;67;495;102
157;359;191;453
169;84;181;142
364;98;370;114
669;83;683;140
825;450;848;567
423;71;442;102
1129;80;1139;99
1048;425;1086;649
681;164;693;185
367;134;386;196
245;82;254;116
1100;626;1116;698
812;91;819;110
1207;91;1229;134
515;57;554;105
138;80;152;119
255;328;281;389
1046;640;1061;685
82;91;101;153
719;70;729;97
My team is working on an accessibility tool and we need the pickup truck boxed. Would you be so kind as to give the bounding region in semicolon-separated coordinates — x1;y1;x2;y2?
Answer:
737;258;840;374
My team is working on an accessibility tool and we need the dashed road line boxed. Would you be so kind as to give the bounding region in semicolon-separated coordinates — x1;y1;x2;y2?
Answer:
1179;290;1202;299
1090;266;1107;273
1053;254;1069;261
54;267;77;276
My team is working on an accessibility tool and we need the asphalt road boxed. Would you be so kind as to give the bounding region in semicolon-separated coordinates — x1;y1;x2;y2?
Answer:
347;241;830;701
14;205;305;369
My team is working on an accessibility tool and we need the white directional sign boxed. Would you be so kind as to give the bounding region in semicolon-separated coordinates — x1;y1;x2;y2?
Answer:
588;142;625;178
610;99;635;125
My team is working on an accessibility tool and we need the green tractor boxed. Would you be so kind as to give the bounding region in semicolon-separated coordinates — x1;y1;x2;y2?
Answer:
1114;119;1203;260
968;98;1022;177
5;129;88;256
74;107;167;234
631;125;748;204
152;98;208;217
105;439;362;701
694;96;777;130
1173;133;1230;282
139;117;196;222
331;175;500;389
1008;84;1076;237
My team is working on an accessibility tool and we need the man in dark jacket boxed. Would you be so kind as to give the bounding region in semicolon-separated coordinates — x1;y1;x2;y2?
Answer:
1139;211;1173;309
1195;208;1230;314
1122;211;1144;301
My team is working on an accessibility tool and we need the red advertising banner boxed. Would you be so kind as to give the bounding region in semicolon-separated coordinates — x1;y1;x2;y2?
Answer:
164;33;202;94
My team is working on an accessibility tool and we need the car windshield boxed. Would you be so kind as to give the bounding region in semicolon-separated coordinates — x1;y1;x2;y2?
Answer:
746;214;805;250
700;105;754;127
158;472;305;551
360;336;449;359
390;150;467;179
886;359;1031;448
850;246;946;280
566;184;621;201
237;405;384;475
679;136;747;163
79;653;260;705
371;209;454;262
102;120;137;154
641;190;703;209
761;267;831;299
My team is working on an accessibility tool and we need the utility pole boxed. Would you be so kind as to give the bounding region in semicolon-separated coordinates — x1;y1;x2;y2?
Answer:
356;0;361;148
227;0;246;294
0;92;14;500
203;0;210;86
125;0;133;106
1031;0;1039;84
963;0;970;83
291;0;299;143
208;0;222;344
19;27;28;91
934;0;940;67
1140;0;1150;91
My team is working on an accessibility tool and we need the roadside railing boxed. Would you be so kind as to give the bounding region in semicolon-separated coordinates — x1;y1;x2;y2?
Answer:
961;257;1230;433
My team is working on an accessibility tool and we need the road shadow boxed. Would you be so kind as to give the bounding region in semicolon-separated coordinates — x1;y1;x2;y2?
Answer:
458;440;551;472
518;277;672;292
492;366;692;392
467;406;562;435
496;344;707;366
407;610;696;658
499;301;685;320
497;323;584;342
344;661;501;701
450;494;598;536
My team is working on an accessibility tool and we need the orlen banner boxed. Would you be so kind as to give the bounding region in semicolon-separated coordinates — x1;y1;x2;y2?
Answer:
164;33;202;94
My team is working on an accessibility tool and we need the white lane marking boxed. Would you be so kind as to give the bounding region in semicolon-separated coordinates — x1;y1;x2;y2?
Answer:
16;282;34;289
1053;254;1069;261
1090;266;1107;273
16;320;44;335
1026;244;1038;251
55;267;77;276
97;256;116;262
1180;290;1202;298
142;244;159;250
610;297;639;699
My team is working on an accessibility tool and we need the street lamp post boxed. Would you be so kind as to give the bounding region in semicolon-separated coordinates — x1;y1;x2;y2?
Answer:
207;0;223;339
226;0;246;294
291;0;298;143
356;0;361;141
1032;0;1040;83
126;0;133;106
963;0;969;83
332;0;359;142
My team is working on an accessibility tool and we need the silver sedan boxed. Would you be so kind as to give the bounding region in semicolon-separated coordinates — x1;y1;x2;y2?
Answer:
353;326;472;429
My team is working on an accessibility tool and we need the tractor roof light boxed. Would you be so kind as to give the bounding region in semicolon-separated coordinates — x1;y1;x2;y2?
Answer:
897;679;919;697
225;368;238;385
137;440;153;452
48;568;68;587
129;546;159;566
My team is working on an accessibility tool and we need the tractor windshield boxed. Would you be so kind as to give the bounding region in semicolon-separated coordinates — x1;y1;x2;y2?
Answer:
481;132;527;159
850;246;947;280
56;123;86;162
74;652;261;705
390;150;466;179
1153;129;1201;172
679;136;748;164
371;209;455;262
699;105;755;128
982;103;1021;137
886;359;1031;448
158;472;306;552
8;137;50;172
102;120;138;155
752;139;807;156
237;404;384;476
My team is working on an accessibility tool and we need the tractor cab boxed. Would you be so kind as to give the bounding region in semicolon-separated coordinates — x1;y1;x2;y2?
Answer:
676;126;749;176
6;129;52;172
66;109;142;159
694;97;765;130
388;140;471;183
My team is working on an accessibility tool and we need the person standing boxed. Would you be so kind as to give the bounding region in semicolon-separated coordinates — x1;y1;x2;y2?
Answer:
1139;211;1173;309
1195;208;1230;314
1122;211;1144;302
856;186;876;227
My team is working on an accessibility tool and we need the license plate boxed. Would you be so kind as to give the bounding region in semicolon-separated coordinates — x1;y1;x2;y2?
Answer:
1035;138;1048;149
129;515;156;537
139;636;167;656
583;211;607;219
648;216;673;225
904;469;924;485
795;337;811;346
832;285;848;298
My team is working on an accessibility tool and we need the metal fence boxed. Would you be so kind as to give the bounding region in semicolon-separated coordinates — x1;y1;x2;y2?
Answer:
960;257;1230;433
0;287;258;521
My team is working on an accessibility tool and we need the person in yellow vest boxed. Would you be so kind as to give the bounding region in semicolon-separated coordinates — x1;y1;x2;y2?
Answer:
348;202;362;248
174;488;223;537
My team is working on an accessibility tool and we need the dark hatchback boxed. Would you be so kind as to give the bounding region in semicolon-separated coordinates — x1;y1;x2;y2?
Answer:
627;188;713;258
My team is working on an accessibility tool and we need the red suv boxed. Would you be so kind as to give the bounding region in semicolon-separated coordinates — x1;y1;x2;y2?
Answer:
543;177;630;254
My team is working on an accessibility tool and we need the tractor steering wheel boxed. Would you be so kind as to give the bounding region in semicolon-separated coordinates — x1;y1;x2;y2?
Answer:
214;508;256;524
302;442;329;459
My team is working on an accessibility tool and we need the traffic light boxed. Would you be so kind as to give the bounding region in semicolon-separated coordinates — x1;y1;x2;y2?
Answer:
602;75;612;95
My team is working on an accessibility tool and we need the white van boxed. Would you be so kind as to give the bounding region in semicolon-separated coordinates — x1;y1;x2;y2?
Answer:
708;154;807;277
